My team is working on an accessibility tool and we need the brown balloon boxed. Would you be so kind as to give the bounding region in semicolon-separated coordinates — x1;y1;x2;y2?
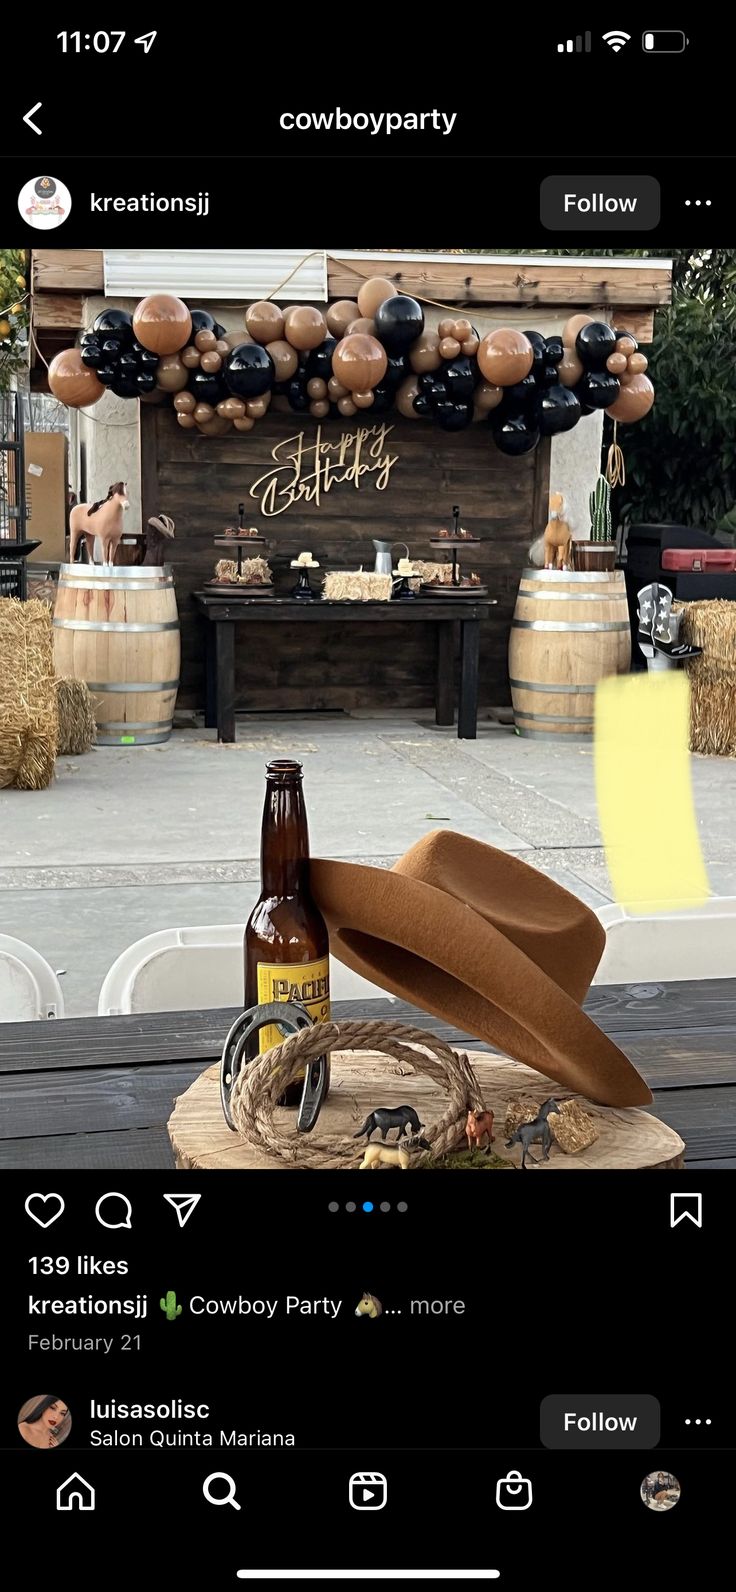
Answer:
174;391;196;414
328;376;348;400
265;339;298;383
346;317;376;336
246;398;268;419
332;332;388;392
285;304;328;351
337;395;357;417
454;317;473;342
198;414;232;437
477;328;534;387
352;390;375;409
271;395;291;414
474;380;503;413
155;354;188;393
139;387;167;405
310;399;330;418
307;377;328;400
562;313;594;346
627;351;649;375
558;348;584;388
217;397;246;419
200;351;222;374
606;352;628;375
606;373;655;423
325;300;359;339
133;293;192;356
356;276;397;319
438;317;457;340
245;301;285;345
615;335;637;357
195;329;217;352
48;347;104;408
224;330;254;350
180;346;201;369
461;335;479;357
233;415;255;432
216;339;230;358
409;330;442;374
194;403;214;423
396;374;422;419
177;412;197;429
439;336;461;360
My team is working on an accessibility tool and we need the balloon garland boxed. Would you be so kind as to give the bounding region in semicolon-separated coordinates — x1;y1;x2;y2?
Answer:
47;282;655;450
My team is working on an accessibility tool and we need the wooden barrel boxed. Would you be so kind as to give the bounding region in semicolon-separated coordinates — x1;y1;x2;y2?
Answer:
53;564;180;745
509;568;631;740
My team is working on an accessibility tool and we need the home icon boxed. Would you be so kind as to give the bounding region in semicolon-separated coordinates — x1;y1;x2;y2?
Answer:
57;1473;95;1511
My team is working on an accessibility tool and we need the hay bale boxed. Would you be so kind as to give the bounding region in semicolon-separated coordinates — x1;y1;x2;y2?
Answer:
323;571;393;602
213;556;272;587
0;598;57;790
548;1100;599;1154
504;1097;539;1138
412;560;455;586
55;677;97;755
677;600;736;757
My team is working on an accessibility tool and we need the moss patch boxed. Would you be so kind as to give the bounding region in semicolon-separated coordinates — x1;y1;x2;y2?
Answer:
419;1149;515;1171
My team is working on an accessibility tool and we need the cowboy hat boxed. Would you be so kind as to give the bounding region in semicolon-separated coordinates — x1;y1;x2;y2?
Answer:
311;830;651;1108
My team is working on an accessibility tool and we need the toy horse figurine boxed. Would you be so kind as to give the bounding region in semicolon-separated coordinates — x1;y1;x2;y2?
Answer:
354;1105;424;1143
543;491;573;570
505;1098;563;1169
69;481;130;565
466;1108;495;1152
355;1292;383;1318
359;1135;431;1170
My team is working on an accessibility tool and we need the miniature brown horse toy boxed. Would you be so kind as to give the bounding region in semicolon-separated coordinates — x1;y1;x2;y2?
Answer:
543;491;573;570
466;1108;495;1152
69;482;130;565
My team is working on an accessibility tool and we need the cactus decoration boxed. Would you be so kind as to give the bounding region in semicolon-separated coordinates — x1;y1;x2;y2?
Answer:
160;1290;182;1321
589;474;613;543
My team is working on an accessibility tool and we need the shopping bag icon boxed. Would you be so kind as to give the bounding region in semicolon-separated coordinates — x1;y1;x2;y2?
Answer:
496;1470;532;1510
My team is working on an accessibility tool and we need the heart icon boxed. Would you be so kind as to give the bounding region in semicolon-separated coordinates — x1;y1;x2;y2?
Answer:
25;1192;65;1228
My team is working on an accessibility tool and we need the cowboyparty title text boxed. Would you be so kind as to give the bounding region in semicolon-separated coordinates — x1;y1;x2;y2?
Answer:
279;108;458;136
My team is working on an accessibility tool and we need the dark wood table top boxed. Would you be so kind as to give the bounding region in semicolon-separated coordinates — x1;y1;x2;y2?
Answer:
193;592;497;622
1;981;734;1169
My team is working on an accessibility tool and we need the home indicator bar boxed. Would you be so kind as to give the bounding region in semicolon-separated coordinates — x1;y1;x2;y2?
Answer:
236;1575;501;1583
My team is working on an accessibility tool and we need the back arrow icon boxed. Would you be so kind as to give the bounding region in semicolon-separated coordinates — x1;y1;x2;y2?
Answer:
23;102;43;135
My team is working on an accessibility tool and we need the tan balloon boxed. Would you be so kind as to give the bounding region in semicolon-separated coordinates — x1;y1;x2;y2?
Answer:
310;399;330;418
337;395;357;417
174;391;196;413
48;347;104;408
198;414;232;437
396;374;422;419
615;335;637;357
562;313;594;345
234;415;255;432
346;317;376;336
606;352;628;375
307;377;328;400
177;412;197;429
225;329;254;350
332;332;387;392
454;317;473;342
285;304;328;351
328;376;348;400
217;397;246;419
627;351;649;375
606;373;655;423
245;301;285;344
439;336;461;359
246;398;268;419
139;387;167;404
195;329;217;352
352;390;375;409
133;293;192;355
477;328;534;387
194;402;214;423
180;345;201;369
438;317;457;340
474;380;503;413
558;347;584;388
265;339;298;382
155;354;188;393
461;335;479;356
325;300;359;338
215;339;230;358
356;276;397;318
200;351;222;374
271;395;291;413
409;330;442;374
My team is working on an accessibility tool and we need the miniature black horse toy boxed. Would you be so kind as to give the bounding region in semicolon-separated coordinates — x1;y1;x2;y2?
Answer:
354;1105;425;1142
505;1098;563;1169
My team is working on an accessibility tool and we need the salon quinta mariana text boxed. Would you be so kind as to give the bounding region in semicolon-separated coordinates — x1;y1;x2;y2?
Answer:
87;1403;295;1448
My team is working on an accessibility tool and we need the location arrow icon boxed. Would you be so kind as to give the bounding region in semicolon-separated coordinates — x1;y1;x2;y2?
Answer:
163;1193;202;1229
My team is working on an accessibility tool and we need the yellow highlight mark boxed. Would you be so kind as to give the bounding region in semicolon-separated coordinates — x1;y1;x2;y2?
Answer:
594;672;710;915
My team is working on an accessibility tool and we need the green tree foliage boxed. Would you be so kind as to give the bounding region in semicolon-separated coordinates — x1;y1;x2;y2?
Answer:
0;250;30;395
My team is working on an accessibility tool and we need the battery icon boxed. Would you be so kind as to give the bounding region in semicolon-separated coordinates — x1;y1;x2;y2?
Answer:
642;30;688;51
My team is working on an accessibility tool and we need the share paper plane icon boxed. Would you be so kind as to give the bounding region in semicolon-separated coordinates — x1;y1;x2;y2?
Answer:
164;1193;202;1228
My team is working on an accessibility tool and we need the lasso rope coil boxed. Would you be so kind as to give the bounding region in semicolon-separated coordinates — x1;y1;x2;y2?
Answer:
228;1019;485;1169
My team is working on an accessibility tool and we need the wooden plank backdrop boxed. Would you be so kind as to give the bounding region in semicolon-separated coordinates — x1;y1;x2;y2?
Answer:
141;404;550;713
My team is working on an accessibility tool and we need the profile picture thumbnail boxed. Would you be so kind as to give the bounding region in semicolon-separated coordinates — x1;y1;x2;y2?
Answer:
640;1470;681;1511
17;175;72;230
17;1395;71;1449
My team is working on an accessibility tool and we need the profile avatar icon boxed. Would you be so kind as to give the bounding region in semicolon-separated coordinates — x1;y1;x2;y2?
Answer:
34;176;57;199
640;1470;681;1511
18;1395;72;1449
18;175;71;230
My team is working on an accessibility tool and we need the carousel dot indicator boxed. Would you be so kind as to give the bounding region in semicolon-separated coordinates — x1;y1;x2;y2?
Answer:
380;1202;391;1212
345;1202;356;1212
397;1202;408;1212
362;1201;374;1212
328;1202;339;1213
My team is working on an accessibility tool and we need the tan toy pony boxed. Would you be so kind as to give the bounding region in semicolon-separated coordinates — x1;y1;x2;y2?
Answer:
542;491;573;570
69;481;130;565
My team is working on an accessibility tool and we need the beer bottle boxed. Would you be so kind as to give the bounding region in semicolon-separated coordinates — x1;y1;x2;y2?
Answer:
244;760;330;1106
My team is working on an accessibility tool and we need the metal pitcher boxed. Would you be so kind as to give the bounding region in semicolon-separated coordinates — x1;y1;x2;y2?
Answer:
372;538;408;575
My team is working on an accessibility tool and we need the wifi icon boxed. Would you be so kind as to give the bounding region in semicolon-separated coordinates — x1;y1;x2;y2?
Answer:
602;30;631;52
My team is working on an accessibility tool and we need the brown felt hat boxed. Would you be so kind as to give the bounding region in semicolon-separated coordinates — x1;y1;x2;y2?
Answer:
311;831;651;1108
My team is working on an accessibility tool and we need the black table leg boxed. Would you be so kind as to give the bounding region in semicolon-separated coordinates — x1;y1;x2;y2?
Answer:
435;621;456;726
204;622;217;729
215;620;236;742
458;619;480;739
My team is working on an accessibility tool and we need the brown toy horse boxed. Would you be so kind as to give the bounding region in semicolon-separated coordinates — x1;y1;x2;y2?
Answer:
466;1108;495;1152
69;481;130;565
543;491;573;570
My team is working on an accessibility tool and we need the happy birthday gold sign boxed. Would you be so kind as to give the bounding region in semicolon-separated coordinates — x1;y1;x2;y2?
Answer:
249;423;400;518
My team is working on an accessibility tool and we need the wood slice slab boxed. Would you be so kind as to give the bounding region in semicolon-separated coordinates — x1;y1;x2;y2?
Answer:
168;1051;685;1171
418;584;490;598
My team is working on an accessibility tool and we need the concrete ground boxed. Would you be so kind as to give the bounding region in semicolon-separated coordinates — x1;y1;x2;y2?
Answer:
2;711;735;1015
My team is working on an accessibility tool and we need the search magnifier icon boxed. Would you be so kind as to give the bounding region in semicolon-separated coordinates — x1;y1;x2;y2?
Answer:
203;1472;241;1510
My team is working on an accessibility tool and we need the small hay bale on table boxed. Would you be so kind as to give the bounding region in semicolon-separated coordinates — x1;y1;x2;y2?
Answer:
0;597;58;790
678;599;736;756
323;571;393;602
55;677;97;755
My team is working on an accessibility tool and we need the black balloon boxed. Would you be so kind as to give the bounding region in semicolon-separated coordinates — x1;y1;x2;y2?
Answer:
614;328;638;349
523;330;547;372
374;294;424;353
576;370;621;409
214;322;227;340
436;401;472;431
539;384;581;436
370;382;394;413
139;349;159;369
545;335;564;365
424;379;448;405
305;337;337;383
539;362;559;389
287;377;309;412
92;308;133;345
418;371;439;394
110;375;140;399
384;353;410;387
493;414;540;455
504;373;538;408
576;321;617;371
443;356;476;402
188;309;217;341
118;353;138;374
136;371;157;393
102;338;122;358
81;342;102;368
224;342;275;399
412;393;433;417
189;367;226;406
96;364;118;385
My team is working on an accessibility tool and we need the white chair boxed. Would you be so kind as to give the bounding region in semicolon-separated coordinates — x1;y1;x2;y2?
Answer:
594;898;736;984
0;934;65;1020
98;924;394;1015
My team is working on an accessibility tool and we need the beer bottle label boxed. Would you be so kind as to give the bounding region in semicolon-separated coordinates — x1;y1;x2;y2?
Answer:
256;957;331;1053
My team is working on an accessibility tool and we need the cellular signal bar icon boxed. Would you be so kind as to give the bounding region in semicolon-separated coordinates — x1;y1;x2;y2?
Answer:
558;32;592;53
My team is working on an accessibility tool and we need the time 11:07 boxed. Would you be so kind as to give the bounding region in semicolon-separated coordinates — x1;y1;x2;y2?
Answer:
57;31;126;51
